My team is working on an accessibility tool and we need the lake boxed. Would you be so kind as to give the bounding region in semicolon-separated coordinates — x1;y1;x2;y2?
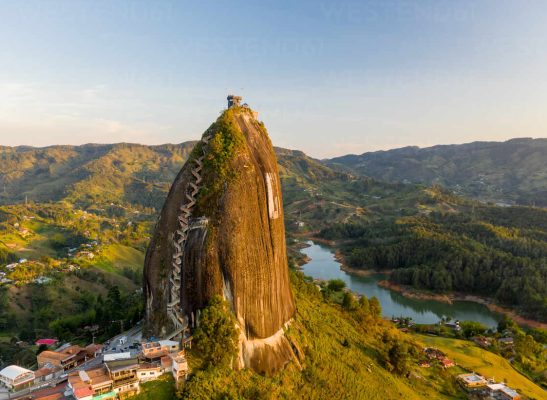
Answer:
300;241;502;328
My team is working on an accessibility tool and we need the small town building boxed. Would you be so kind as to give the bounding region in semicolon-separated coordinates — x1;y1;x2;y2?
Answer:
73;386;94;400
105;358;140;398
34;393;65;400
68;368;115;400
473;336;492;348
103;352;132;362
486;383;521;400
170;351;189;383
160;356;173;373
171;351;189;383
140;340;179;361
141;341;162;357
35;338;58;347
85;343;103;359
0;365;35;391
444;322;461;331
181;335;193;350
227;94;242;108
37;345;87;370
424;347;446;360
457;373;488;389
158;339;179;353
440;358;455;368
498;337;514;346
137;363;162;382
34;364;62;384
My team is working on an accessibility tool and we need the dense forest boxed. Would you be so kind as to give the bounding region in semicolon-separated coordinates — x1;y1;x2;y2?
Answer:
320;204;547;321
327;138;547;207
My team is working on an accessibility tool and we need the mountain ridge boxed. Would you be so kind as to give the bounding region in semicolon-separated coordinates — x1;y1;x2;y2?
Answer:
326;137;547;206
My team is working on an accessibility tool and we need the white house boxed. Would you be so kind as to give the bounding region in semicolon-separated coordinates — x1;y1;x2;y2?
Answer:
170;352;189;383
0;365;35;391
158;340;179;353
137;363;162;382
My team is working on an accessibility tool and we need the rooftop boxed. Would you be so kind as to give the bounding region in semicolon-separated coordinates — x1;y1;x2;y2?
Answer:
139;363;161;371
38;350;71;361
487;384;519;397
158;339;178;347
458;373;487;384
34;365;60;378
74;386;94;398
105;358;140;373
0;365;34;381
86;367;112;385
103;352;132;362
35;338;58;346
142;342;161;350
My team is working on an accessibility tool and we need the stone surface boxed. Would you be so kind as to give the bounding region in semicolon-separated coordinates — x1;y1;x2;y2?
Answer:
143;106;296;373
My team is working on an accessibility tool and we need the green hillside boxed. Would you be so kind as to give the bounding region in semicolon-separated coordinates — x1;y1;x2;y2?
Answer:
413;334;545;400
176;272;464;400
0;142;196;208
326;138;547;207
0;143;545;322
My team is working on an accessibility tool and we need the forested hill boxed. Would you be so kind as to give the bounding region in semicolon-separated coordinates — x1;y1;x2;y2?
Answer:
0;143;341;209
0;142;196;208
326;138;547;207
1;142;545;321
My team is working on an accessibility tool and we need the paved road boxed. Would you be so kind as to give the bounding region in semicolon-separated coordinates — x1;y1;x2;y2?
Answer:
104;324;142;353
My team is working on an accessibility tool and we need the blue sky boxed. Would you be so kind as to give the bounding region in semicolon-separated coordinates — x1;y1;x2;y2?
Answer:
1;0;546;157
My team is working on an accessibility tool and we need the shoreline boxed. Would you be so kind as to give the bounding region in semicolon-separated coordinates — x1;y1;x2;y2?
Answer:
377;280;547;330
340;264;393;277
298;237;547;330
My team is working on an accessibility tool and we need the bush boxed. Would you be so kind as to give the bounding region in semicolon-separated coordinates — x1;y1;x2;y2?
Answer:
369;296;382;318
194;295;238;368
342;292;358;311
387;342;412;375
460;321;487;338
327;279;346;292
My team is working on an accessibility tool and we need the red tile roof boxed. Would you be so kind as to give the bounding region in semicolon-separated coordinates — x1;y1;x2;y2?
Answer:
74;386;94;398
36;339;58;346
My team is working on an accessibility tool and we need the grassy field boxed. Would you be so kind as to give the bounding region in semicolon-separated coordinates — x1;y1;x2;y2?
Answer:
412;334;546;400
131;375;177;400
92;244;144;273
179;273;465;400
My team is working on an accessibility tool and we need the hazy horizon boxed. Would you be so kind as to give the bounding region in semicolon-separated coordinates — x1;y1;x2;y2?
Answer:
1;135;544;160
2;1;547;157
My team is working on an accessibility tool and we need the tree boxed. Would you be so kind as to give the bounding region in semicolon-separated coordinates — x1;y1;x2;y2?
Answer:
36;344;48;355
459;321;487;338
358;296;370;314
342;292;358;311
388;342;411;375
497;315;517;334
369;296;382;318
327;279;346;292
106;286;122;319
194;295;238;368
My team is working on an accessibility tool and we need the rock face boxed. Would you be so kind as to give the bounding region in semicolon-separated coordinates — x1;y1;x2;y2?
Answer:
143;105;296;374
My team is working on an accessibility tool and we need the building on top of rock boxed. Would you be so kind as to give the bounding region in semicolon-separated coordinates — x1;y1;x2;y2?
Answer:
227;94;242;108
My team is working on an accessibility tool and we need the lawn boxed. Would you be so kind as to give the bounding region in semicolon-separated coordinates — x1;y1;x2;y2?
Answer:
131;374;177;400
412;334;546;400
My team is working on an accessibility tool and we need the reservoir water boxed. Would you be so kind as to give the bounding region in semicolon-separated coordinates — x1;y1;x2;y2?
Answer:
300;241;502;328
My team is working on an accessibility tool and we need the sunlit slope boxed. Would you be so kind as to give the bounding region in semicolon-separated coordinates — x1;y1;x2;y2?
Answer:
413;334;545;400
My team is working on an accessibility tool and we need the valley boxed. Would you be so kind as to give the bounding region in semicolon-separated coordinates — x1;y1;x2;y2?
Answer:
0;138;545;398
